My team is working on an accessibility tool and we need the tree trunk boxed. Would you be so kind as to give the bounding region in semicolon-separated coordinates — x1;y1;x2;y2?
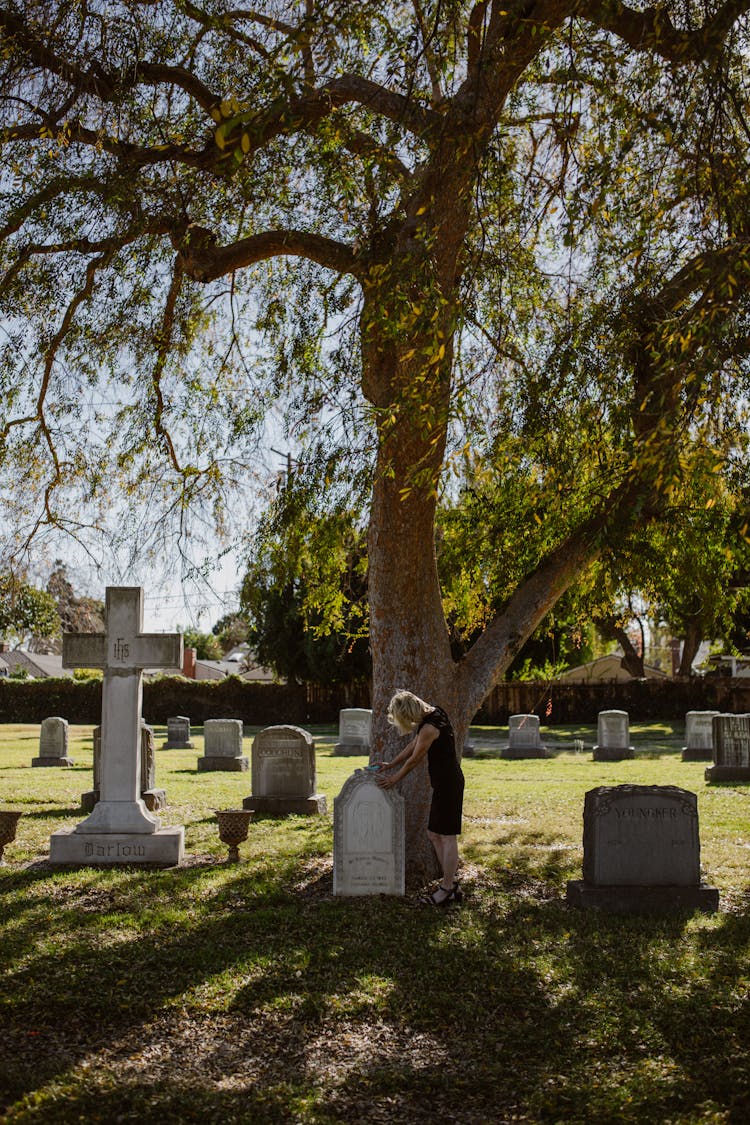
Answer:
677;618;703;677
366;369;460;885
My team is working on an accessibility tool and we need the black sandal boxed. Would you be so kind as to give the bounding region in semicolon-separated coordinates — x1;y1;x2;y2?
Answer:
419;882;462;907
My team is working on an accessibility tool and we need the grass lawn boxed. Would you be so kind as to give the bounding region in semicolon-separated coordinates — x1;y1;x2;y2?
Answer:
1;720;750;1123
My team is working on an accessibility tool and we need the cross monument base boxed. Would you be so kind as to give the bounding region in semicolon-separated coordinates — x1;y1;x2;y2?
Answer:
49;825;184;866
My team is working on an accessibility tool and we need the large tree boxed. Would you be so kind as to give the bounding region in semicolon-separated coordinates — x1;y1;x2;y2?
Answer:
2;1;750;877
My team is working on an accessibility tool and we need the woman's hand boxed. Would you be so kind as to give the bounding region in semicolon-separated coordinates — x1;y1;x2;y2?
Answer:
376;772;398;789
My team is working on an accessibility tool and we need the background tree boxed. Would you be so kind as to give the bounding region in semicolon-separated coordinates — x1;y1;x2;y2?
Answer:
3;2;750;876
47;562;105;637
181;628;223;661
211;612;249;654
240;504;370;685
0;574;59;649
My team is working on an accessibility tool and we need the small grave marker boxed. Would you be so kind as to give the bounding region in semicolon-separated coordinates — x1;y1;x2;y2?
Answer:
705;714;750;782
566;784;718;913
333;770;405;896
163;715;194;750
333;708;373;756
593;709;634;761
198;719;248;771
501;714;550;759
243;725;326;814
32;717;73;768
681;710;720;762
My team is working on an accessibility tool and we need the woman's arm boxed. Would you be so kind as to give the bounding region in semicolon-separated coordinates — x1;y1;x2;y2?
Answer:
377;737;417;770
377;724;439;789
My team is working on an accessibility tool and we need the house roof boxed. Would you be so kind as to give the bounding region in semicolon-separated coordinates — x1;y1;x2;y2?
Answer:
0;650;71;679
556;653;668;684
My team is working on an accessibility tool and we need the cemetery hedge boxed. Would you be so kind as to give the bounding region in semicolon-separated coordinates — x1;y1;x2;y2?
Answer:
0;676;371;726
1;675;749;726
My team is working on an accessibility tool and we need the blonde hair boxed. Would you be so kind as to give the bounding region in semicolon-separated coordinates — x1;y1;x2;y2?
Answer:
387;689;431;735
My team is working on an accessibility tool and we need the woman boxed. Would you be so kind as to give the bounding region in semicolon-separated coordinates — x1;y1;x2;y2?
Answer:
376;689;465;906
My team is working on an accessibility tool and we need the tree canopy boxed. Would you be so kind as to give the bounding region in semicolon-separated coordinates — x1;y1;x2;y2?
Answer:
3;0;750;876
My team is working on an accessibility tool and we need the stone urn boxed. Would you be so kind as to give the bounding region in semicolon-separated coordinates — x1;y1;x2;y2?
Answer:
0;810;23;863
215;809;254;862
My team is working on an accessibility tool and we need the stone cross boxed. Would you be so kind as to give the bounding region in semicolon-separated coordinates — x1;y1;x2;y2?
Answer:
63;587;182;835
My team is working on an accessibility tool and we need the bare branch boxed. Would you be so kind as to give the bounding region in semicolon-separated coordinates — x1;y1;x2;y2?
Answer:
151;259;186;475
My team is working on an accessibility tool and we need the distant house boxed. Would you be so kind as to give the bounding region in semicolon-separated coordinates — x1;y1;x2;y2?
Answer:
0;646;71;679
556;653;668;684
191;645;278;683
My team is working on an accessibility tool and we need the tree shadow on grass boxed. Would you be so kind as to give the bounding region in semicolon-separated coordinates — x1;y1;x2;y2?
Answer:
2;844;750;1122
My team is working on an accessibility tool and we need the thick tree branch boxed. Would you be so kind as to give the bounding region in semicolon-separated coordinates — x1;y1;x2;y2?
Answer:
174;226;359;281
584;0;750;61
458;476;646;714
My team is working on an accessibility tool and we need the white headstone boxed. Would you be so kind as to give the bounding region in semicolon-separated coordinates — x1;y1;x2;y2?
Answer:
333;770;404;896
501;714;549;759
198;719;248;771
334;708;373;755
244;725;326;814
49;586;184;865
33;716;73;767
593;709;634;761
682;710;720;761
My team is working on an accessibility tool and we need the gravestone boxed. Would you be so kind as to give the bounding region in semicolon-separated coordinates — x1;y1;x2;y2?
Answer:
32;717;73;767
198;719;248;771
243;725;326;814
333;770;405;896
593;709;634;761
49;586;184;866
333;709;373;756
501;714;550;759
163;715;194;750
705;714;750;782
566;784;718;913
681;710;720;762
81;720;165;812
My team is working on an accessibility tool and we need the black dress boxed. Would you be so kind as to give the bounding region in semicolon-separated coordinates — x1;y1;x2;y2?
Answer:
419;706;465;835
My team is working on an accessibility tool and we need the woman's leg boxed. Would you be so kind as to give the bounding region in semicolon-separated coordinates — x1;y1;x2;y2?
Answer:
428;828;445;870
439;834;459;888
426;831;459;902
